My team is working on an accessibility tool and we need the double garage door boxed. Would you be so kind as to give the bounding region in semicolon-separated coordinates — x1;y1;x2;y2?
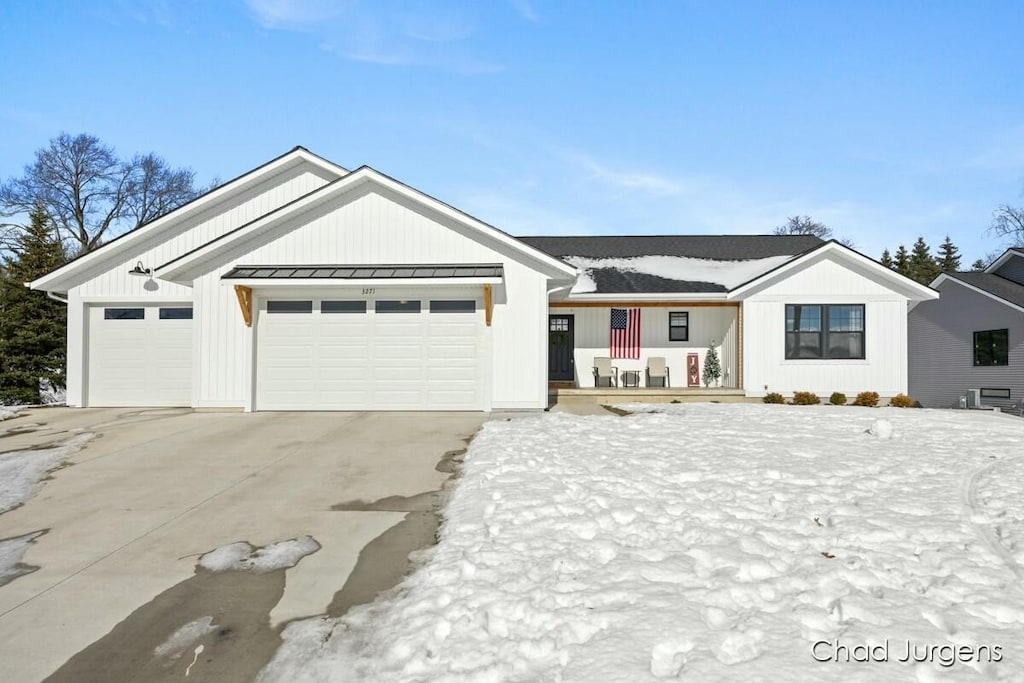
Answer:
87;304;193;407
256;296;483;411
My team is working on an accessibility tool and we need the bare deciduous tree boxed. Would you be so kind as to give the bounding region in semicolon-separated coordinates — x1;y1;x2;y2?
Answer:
990;204;1024;247
0;133;206;256
773;215;855;248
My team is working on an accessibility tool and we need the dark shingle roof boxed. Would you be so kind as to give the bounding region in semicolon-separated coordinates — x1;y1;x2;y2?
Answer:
222;264;503;280
517;234;823;260
946;272;1024;309
588;268;727;294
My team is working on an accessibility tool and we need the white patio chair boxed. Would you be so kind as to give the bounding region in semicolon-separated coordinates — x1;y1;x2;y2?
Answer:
593;357;618;388
646;357;670;388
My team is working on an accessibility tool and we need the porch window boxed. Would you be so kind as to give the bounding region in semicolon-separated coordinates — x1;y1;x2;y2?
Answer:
973;329;1008;366
669;312;689;341
785;304;865;359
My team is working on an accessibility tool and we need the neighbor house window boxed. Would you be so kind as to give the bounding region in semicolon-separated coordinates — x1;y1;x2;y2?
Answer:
974;329;1009;366
267;300;312;314
321;300;366;314
785;304;865;359
669;312;689;341
159;307;193;320
375;300;421;313
104;308;144;320
980;388;1011;400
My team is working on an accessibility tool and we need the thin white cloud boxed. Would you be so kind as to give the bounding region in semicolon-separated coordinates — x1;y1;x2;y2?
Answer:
508;0;539;22
244;0;348;29
572;155;693;196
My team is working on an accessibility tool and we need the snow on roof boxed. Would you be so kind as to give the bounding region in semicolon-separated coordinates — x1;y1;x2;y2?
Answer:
565;254;795;294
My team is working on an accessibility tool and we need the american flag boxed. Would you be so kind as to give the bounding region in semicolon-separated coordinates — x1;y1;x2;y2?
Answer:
610;308;640;359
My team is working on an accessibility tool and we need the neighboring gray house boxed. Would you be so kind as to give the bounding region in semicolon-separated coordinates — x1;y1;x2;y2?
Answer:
909;248;1024;409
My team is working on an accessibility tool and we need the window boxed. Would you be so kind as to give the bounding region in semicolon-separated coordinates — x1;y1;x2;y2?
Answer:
375;300;421;313
974;329;1009;366
267;300;312;314
550;317;569;332
104;308;144;320
321;300;366;314
785;304;865;359
430;300;476;313
980;388;1011;400
668;312;689;341
159;307;193;320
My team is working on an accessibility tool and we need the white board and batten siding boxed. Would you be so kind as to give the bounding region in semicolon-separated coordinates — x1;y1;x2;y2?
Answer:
557;306;738;388
190;188;552;411
66;165;335;407
742;256;909;397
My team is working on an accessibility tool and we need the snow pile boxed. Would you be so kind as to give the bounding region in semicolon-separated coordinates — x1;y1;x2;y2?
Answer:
260;404;1024;682
154;616;217;658
0;432;95;514
0;530;46;587
566;254;793;294
199;536;320;573
0;406;25;421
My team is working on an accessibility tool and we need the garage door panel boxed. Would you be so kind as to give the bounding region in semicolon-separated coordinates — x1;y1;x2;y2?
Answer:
256;296;481;411
87;305;193;407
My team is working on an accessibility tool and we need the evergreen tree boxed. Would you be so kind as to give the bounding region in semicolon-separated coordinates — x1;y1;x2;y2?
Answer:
880;248;893;268
936;236;961;272
893;245;911;276
970;259;987;272
702;340;722;388
0;207;67;404
908;236;941;284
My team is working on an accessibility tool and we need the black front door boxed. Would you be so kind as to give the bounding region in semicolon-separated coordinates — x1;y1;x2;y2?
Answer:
548;315;575;381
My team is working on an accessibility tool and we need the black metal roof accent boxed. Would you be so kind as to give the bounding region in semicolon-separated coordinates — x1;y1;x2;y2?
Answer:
945;271;1024;309
517;234;823;260
221;263;504;280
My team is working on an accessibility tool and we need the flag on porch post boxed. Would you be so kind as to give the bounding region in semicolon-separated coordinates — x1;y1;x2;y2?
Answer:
610;308;640;359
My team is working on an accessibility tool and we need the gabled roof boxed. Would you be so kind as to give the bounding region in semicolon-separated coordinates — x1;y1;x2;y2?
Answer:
156;166;577;282
727;240;939;301
935;271;1024;312
985;247;1024;275
30;147;348;292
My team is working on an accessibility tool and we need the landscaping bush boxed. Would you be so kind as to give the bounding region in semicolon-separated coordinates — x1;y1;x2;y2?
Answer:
829;392;847;405
888;393;916;408
763;392;786;404
853;391;880;407
791;391;821;405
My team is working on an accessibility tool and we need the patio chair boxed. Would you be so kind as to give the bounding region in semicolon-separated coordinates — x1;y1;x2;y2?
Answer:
646;357;670;387
593;357;618;388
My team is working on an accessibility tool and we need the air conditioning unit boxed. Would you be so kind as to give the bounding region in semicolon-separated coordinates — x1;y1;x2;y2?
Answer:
966;389;981;408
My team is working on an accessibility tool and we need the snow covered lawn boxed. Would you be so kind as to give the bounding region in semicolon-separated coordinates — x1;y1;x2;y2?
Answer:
261;404;1024;682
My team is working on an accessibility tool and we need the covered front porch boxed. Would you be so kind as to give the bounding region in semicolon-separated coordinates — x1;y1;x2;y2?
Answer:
547;383;753;409
546;300;745;397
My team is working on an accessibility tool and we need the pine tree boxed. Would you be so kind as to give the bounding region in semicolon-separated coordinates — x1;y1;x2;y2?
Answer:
970;259;987;272
936;236;961;272
0;207;68;404
893;245;911;276
702;340;722;388
880;249;893;268
908;236;940;285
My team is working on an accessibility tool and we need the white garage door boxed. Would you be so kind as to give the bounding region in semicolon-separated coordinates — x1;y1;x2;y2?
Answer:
87;305;193;407
256;297;483;411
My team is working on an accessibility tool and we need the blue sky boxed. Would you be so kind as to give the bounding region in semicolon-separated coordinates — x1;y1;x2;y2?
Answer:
1;1;1022;263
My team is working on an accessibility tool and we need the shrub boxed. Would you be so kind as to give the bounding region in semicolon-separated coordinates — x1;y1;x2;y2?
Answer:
763;392;786;404
852;391;879;407
829;392;847;405
889;393;916;408
791;391;821;405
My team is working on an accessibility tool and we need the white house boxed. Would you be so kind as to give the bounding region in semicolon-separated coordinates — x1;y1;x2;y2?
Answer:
31;148;938;412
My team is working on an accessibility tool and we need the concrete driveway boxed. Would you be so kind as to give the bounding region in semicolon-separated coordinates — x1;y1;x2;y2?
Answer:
0;407;486;683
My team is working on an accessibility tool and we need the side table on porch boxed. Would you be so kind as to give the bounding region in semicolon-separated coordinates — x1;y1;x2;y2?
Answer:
621;370;640;388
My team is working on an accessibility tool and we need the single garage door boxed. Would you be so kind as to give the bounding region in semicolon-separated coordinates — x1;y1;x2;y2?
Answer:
256;297;483;410
87;305;193;407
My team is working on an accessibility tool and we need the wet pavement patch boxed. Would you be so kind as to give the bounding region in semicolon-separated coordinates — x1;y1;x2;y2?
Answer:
43;538;320;683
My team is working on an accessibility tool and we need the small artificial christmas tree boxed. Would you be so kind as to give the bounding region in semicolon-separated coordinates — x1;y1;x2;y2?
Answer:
702;340;722;388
